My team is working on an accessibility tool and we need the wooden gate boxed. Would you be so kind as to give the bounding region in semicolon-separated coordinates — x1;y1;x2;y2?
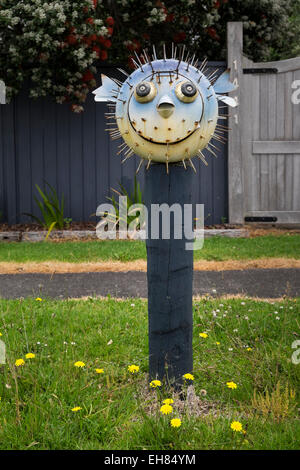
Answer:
227;22;300;224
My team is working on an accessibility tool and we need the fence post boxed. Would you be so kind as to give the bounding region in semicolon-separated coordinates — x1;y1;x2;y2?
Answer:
227;22;244;224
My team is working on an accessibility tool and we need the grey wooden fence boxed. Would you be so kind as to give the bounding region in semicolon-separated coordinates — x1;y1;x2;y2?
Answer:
0;62;228;225
227;22;300;224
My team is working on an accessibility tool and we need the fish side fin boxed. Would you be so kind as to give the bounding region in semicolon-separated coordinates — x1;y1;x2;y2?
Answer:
214;69;237;94
93;74;117;102
217;95;238;107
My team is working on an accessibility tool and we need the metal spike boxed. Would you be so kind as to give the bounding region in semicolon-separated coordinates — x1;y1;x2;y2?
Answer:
163;43;167;61
217;115;230;120
152;44;157;60
190;53;196;67
188;158;197;173
131;58;140;70
199;57;208;73
117;68;129;77
134;51;144;72
182;159;187;169
171;42;174;59
181;45;186;62
111;77;123;87
216;124;231;130
146;154;152;170
143;49;155;73
212;134;227;144
117;143;129;155
136;158;144;174
166;161;169;174
174;46;177;60
197;151;208;166
206;69;218;81
206;145;218;158
208;141;219;151
121;150;134;163
124;145;134;156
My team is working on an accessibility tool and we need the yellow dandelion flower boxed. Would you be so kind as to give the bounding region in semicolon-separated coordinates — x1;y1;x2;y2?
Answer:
128;364;140;374
71;407;82;412
246;347;252;351
199;333;208;338
216;341;220;345
226;381;237;389
95;368;104;374
171;418;181;428
231;421;243;432
25;353;35;359
150;380;161;388
160;404;173;415
0;332;2;336
35;297;43;302
183;373;194;381
163;398;174;405
15;358;25;367
74;361;85;368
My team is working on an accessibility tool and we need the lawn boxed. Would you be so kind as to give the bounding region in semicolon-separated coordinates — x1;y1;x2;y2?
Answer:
0;234;299;263
0;297;299;450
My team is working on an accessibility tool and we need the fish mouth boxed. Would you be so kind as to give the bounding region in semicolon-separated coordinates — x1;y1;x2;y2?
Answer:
129;121;199;145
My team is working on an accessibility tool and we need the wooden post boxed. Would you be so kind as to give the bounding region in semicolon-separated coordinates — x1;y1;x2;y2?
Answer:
227;22;244;224
144;164;194;387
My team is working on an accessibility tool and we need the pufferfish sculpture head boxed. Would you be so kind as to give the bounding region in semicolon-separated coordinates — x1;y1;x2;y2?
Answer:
93;46;237;173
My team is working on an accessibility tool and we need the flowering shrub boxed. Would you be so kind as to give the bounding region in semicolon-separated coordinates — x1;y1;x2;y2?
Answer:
0;0;298;111
0;0;113;111
110;0;297;66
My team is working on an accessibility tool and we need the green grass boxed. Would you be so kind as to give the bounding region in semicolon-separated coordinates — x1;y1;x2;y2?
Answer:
0;234;300;262
0;297;299;450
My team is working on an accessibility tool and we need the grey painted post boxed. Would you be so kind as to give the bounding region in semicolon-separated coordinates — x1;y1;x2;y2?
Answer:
227;22;244;224
144;164;194;386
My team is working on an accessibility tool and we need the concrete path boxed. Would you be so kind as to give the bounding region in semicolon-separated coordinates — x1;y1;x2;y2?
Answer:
0;269;299;299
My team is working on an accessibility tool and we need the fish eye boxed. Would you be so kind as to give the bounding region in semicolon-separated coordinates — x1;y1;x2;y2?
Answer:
134;81;157;103
175;81;198;103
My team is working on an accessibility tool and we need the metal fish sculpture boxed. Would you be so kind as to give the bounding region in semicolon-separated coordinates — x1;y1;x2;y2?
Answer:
93;45;237;173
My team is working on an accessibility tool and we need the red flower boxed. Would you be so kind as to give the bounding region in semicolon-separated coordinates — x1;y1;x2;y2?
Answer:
86;18;94;25
93;0;97;7
66;34;77;45
98;35;105;44
181;16;189;24
207;27;220;40
214;1;221;8
82;36;92;46
101;50;108;61
82;70;95;82
166;13;174;22
173;31;186;43
104;39;112;49
107;27;113;36
106;16;114;26
89;34;97;42
92;45;100;57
